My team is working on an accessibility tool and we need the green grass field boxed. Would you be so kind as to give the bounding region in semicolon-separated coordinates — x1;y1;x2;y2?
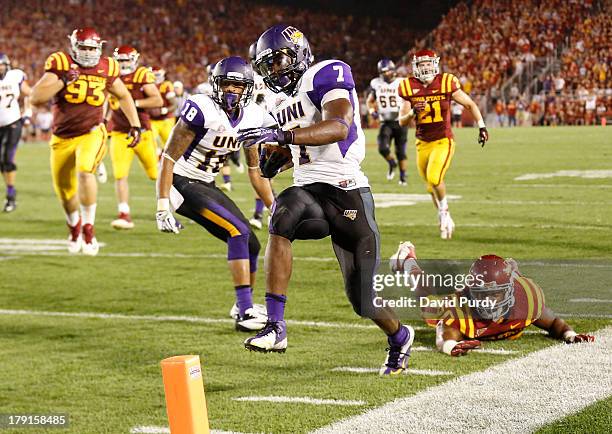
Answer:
0;126;610;433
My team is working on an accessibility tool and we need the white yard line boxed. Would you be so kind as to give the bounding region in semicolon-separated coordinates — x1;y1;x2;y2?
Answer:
233;396;366;406
570;298;612;303
411;346;518;355
130;427;242;434
332;367;454;376
313;326;612;434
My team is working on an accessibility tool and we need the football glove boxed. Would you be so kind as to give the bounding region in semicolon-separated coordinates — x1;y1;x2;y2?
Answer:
127;126;141;148
61;67;80;87
259;146;291;179
565;333;595;343
156;210;180;233
413;101;427;114
478;127;489;147
450;340;481;356
238;127;294;148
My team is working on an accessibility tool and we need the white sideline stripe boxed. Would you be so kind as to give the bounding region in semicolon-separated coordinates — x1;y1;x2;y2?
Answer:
233;396;366;406
130;427;242;434
313;326;612;434
332;367;453;376
514;170;612;181
411;346;518;355
456;183;612;189
0;308;375;330
378;222;610;231
570;298;612;303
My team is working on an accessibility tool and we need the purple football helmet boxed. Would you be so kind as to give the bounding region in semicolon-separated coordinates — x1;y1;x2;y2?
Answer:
211;56;254;111
254;24;313;95
377;59;396;83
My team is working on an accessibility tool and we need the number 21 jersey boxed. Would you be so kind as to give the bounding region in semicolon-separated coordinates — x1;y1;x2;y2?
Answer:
44;51;120;138
398;72;460;142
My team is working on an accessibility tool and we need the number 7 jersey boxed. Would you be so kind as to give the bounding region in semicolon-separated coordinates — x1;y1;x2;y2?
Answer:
398;73;460;142
44;51;120;138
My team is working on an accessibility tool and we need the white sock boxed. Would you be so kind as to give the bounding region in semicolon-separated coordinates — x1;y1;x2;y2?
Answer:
66;211;80;227
438;197;448;211
80;204;97;226
118;202;130;214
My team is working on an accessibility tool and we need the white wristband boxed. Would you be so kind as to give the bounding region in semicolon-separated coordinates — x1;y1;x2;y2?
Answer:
442;340;458;355
477;119;486;128
563;330;577;342
161;107;169;115
157;198;170;212
134;99;140;108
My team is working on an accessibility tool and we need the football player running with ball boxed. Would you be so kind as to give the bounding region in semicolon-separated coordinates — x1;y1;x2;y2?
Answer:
367;59;408;185
238;25;415;376
31;27;141;255
398;50;489;239
156;57;275;332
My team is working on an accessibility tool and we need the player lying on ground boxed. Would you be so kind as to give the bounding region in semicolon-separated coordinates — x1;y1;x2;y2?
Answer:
367;58;408;185
30;27;141;256
107;45;163;230
398;50;489;239
391;242;595;356
238;25;415;376
0;53;32;212
156;56;275;332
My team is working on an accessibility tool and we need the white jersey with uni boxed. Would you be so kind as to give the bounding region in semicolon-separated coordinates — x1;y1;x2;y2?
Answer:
0;69;26;127
270;59;368;190
174;94;276;183
369;76;403;121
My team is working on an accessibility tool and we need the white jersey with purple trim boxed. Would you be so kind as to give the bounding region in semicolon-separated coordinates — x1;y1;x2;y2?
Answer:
270;59;368;190
173;94;276;183
0;69;26;127
369;77;403;121
253;72;276;112
194;81;213;96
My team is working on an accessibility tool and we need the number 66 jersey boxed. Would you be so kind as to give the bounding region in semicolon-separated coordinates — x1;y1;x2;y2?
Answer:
174;94;277;183
270;59;368;190
44;51;120;138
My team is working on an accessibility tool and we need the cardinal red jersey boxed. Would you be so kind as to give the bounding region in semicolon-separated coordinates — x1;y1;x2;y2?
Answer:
108;66;155;133
150;79;175;120
44;51;120;138
441;276;545;341
398;72;460;142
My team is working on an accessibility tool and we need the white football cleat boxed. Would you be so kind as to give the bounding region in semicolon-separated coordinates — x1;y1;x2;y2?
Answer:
380;325;415;376
439;210;455;240
67;220;82;254
244;320;287;353
235;307;268;332
96;162;108;184
229;303;267;320
81;223;99;256
111;212;135;230
220;182;232;192
389;241;417;273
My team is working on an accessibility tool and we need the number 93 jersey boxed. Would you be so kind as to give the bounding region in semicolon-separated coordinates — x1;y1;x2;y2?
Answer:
0;68;27;127
44;51;120;138
174;94;277;183
369;76;403;121
270;59;368;190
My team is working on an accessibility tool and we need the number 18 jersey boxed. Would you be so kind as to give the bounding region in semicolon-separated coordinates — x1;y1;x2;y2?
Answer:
44;51;120;138
174;94;276;183
398;73;460;142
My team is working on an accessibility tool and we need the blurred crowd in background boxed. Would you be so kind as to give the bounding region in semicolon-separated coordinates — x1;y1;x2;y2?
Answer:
1;0;609;136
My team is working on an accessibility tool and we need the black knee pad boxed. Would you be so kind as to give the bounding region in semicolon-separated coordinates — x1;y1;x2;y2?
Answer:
378;145;391;158
269;186;329;241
